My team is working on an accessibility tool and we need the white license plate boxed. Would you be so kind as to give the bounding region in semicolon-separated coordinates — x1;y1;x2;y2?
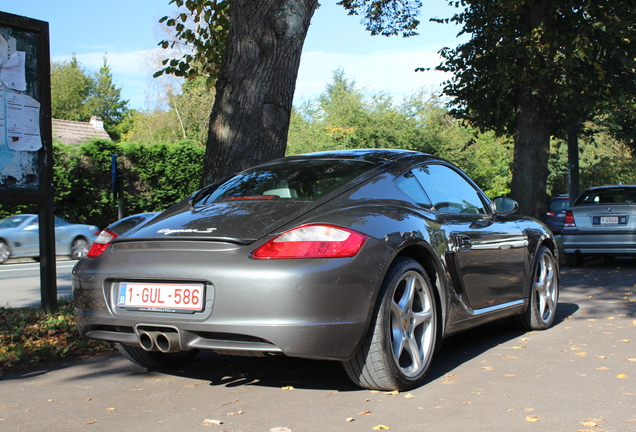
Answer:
117;282;204;312
600;216;619;224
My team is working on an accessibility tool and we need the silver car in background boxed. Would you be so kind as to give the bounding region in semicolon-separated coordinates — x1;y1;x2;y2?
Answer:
0;214;100;264
561;185;636;266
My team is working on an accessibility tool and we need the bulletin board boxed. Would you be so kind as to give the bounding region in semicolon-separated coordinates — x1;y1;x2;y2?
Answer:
0;11;56;310
0;11;52;201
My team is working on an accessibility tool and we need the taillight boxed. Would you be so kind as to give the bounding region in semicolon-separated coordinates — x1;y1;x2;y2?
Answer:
252;224;368;259
87;228;118;258
546;211;556;217
564;210;576;227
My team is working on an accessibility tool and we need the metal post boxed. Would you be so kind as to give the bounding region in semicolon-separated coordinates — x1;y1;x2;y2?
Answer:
567;128;580;207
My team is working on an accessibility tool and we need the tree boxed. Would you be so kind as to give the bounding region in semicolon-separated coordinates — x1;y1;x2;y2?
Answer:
433;1;636;218
123;77;214;145
158;0;421;186
87;58;131;140
51;55;92;122
51;56;130;140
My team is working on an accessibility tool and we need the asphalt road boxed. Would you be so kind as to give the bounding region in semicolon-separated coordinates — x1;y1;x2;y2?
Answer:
1;257;635;432
0;259;75;308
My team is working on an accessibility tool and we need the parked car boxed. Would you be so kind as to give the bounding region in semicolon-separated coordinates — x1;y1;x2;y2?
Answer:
0;214;100;264
73;149;560;391
561;185;636;266
544;194;570;234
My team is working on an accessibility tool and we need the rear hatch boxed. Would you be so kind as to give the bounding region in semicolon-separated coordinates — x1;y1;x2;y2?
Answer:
117;157;386;244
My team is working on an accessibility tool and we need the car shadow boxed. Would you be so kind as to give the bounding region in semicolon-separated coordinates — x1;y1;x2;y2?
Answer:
154;301;579;392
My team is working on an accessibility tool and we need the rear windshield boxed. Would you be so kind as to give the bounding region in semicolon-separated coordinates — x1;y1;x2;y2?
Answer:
575;188;636;205
195;159;373;206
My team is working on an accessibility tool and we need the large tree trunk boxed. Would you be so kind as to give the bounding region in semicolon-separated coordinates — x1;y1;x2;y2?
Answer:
510;0;552;219
510;102;551;219
201;0;319;186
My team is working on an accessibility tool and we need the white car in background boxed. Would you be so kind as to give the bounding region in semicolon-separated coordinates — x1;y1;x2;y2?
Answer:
0;214;100;264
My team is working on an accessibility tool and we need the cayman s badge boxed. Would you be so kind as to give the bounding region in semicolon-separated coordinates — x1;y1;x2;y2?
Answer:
157;228;217;235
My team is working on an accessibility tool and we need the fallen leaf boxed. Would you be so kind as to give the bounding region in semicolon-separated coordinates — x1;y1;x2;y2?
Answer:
616;374;629;378
618;339;631;343
626;358;636;362
581;421;598;427
359;411;371;415
202;419;223;425
502;355;517;359
106;408;116;411
524;408;535;413
404;393;415;399
281;386;295;391
226;410;243;416
575;352;587;357
84;421;97;425
504;374;517;377
384;390;399;395
512;346;526;349
597;367;610;370
525;416;540;422
372;425;391;430
346;417;355;422
482;366;496;371
594;355;607;359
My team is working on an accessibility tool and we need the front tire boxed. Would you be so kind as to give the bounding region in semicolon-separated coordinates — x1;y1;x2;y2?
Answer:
70;237;89;260
344;257;438;391
116;343;199;369
515;246;559;330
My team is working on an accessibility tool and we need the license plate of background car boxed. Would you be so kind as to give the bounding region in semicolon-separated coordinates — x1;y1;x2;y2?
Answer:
592;216;625;225
117;282;204;312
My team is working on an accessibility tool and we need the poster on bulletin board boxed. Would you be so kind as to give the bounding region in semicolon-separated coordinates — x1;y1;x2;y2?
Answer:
0;11;52;199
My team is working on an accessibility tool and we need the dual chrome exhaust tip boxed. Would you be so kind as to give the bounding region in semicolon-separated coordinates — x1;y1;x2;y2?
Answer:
138;329;182;353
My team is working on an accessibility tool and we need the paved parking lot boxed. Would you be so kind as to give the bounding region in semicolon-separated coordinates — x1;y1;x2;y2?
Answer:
1;258;635;432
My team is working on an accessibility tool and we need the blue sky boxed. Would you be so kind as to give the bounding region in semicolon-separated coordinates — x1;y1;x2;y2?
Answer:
1;1;466;110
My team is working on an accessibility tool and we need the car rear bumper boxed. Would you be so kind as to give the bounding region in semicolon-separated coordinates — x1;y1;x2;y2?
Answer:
73;239;392;361
561;230;636;254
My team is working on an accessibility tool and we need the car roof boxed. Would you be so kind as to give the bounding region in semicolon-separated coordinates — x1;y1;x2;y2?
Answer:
278;149;430;166
583;185;636;192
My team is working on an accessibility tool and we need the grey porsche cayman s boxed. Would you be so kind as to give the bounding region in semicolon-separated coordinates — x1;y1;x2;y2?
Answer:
73;149;559;391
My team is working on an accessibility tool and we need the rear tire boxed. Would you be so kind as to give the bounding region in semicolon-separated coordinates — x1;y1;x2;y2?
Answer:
116;343;199;369
0;240;10;264
515;246;559;330
344;257;438;391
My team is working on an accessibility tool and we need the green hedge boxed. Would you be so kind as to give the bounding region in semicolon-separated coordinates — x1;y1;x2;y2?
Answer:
1;139;204;229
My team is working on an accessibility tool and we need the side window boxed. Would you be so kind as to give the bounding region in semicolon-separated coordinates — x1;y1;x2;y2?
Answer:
412;164;487;214
394;171;432;208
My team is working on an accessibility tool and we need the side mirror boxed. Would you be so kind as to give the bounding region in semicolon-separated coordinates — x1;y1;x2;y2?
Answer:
491;196;518;215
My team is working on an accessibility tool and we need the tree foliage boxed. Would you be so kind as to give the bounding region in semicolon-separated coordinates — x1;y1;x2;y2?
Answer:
50;56;130;140
50;56;92;122
435;0;636;136
122;77;214;145
155;0;230;88
288;69;513;197
48;140;203;228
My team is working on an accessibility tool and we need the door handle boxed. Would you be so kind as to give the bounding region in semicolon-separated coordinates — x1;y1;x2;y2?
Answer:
456;234;472;251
